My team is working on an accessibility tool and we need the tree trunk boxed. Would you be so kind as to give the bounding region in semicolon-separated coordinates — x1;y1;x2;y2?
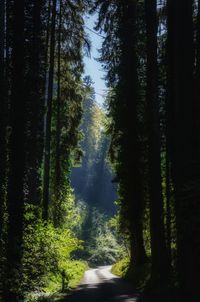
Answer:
43;0;57;221
165;151;172;263
194;0;200;157
0;3;7;291
44;0;52;95
53;0;62;227
145;0;170;283
4;0;25;301
55;0;62;194
167;0;199;299
25;0;45;209
131;218;148;266
0;0;6;244
119;0;147;268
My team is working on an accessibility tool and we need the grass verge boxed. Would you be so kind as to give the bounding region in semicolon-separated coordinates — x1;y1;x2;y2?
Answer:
27;260;88;302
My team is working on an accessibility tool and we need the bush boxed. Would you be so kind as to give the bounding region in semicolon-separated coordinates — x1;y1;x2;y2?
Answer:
26;259;88;302
111;257;130;277
85;209;127;266
112;257;151;290
43;260;88;292
18;208;88;302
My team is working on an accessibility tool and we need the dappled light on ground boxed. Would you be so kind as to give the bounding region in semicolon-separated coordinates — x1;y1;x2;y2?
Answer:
59;266;138;302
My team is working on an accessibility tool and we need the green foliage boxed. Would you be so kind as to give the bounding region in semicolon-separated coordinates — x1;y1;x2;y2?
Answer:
43;260;88;292
50;65;85;227
0;1;89;300
111;257;130;278
112;257;151;291
26;260;88;302
15;203;87;301
84;208;127;266
71;84;117;214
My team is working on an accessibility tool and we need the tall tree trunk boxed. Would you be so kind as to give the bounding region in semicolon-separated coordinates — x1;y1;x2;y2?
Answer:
53;0;62;227
0;0;6;244
55;0;61;193
4;0;25;301
119;0;147;268
25;0;45;209
165;151;172;263
44;0;52;94
145;0;170;284
43;0;57;220
194;0;200;156
0;2;6;291
167;0;199;299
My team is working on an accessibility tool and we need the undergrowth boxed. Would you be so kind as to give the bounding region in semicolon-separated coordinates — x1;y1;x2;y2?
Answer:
26;260;88;302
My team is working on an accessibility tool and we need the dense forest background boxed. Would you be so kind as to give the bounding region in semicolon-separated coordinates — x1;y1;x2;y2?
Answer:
71;82;117;215
71;84;121;264
0;1;200;302
70;81;123;266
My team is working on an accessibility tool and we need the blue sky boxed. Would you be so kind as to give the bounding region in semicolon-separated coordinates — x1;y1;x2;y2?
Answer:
84;14;107;106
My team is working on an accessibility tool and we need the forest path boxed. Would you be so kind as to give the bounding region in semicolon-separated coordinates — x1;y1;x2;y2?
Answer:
62;266;138;302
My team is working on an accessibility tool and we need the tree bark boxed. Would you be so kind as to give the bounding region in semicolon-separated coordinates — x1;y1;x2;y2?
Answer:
145;0;170;283
165;151;172;263
0;0;6;244
43;0;57;220
55;0;62;194
119;0;147;268
53;0;62;227
4;0;25;301
167;0;199;299
25;0;45;209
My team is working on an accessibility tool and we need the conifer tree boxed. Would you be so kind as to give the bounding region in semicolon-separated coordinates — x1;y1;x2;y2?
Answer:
0;0;6;243
4;0;26;300
43;0;57;220
145;0;170;284
167;0;200;299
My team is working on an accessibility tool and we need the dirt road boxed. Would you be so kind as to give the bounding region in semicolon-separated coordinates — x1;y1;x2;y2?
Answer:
63;266;138;302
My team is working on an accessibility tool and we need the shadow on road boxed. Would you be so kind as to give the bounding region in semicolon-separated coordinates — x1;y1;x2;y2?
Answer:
58;277;138;302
